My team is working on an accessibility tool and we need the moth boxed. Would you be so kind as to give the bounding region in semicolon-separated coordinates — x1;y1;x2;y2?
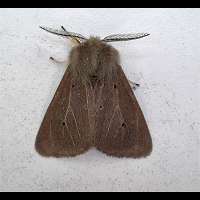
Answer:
35;26;152;158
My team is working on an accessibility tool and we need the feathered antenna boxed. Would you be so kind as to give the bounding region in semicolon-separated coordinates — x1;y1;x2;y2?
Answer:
102;33;150;42
40;26;88;41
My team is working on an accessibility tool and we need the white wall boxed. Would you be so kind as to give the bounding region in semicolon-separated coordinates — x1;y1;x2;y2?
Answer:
0;8;199;192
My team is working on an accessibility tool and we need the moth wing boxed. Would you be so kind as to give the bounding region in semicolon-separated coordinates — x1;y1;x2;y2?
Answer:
35;68;92;157
95;66;152;158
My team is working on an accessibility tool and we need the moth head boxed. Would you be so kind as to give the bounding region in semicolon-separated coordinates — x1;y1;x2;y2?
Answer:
40;26;150;44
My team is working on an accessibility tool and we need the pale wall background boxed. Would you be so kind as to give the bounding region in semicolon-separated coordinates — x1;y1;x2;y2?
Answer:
0;8;200;192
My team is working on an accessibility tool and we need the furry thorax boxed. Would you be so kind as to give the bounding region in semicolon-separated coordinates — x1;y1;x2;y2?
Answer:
69;37;120;85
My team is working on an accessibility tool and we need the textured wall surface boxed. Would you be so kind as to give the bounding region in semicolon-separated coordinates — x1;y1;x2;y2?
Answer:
0;8;200;192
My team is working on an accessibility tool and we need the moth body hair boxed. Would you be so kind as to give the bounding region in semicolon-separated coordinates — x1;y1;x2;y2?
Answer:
69;37;120;84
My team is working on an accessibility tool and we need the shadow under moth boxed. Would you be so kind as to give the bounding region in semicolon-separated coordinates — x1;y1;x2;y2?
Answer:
35;26;152;158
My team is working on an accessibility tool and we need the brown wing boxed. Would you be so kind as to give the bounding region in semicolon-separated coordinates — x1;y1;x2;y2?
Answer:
35;68;92;157
95;65;152;158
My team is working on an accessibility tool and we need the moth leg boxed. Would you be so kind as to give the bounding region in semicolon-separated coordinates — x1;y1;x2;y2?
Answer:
61;25;81;45
49;56;68;65
48;25;80;64
47;26;71;64
129;80;140;90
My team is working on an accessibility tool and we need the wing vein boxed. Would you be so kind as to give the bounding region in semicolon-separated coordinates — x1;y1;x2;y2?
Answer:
49;120;53;143
85;86;90;130
65;120;75;147
136;112;139;132
106;106;117;137
70;107;81;138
